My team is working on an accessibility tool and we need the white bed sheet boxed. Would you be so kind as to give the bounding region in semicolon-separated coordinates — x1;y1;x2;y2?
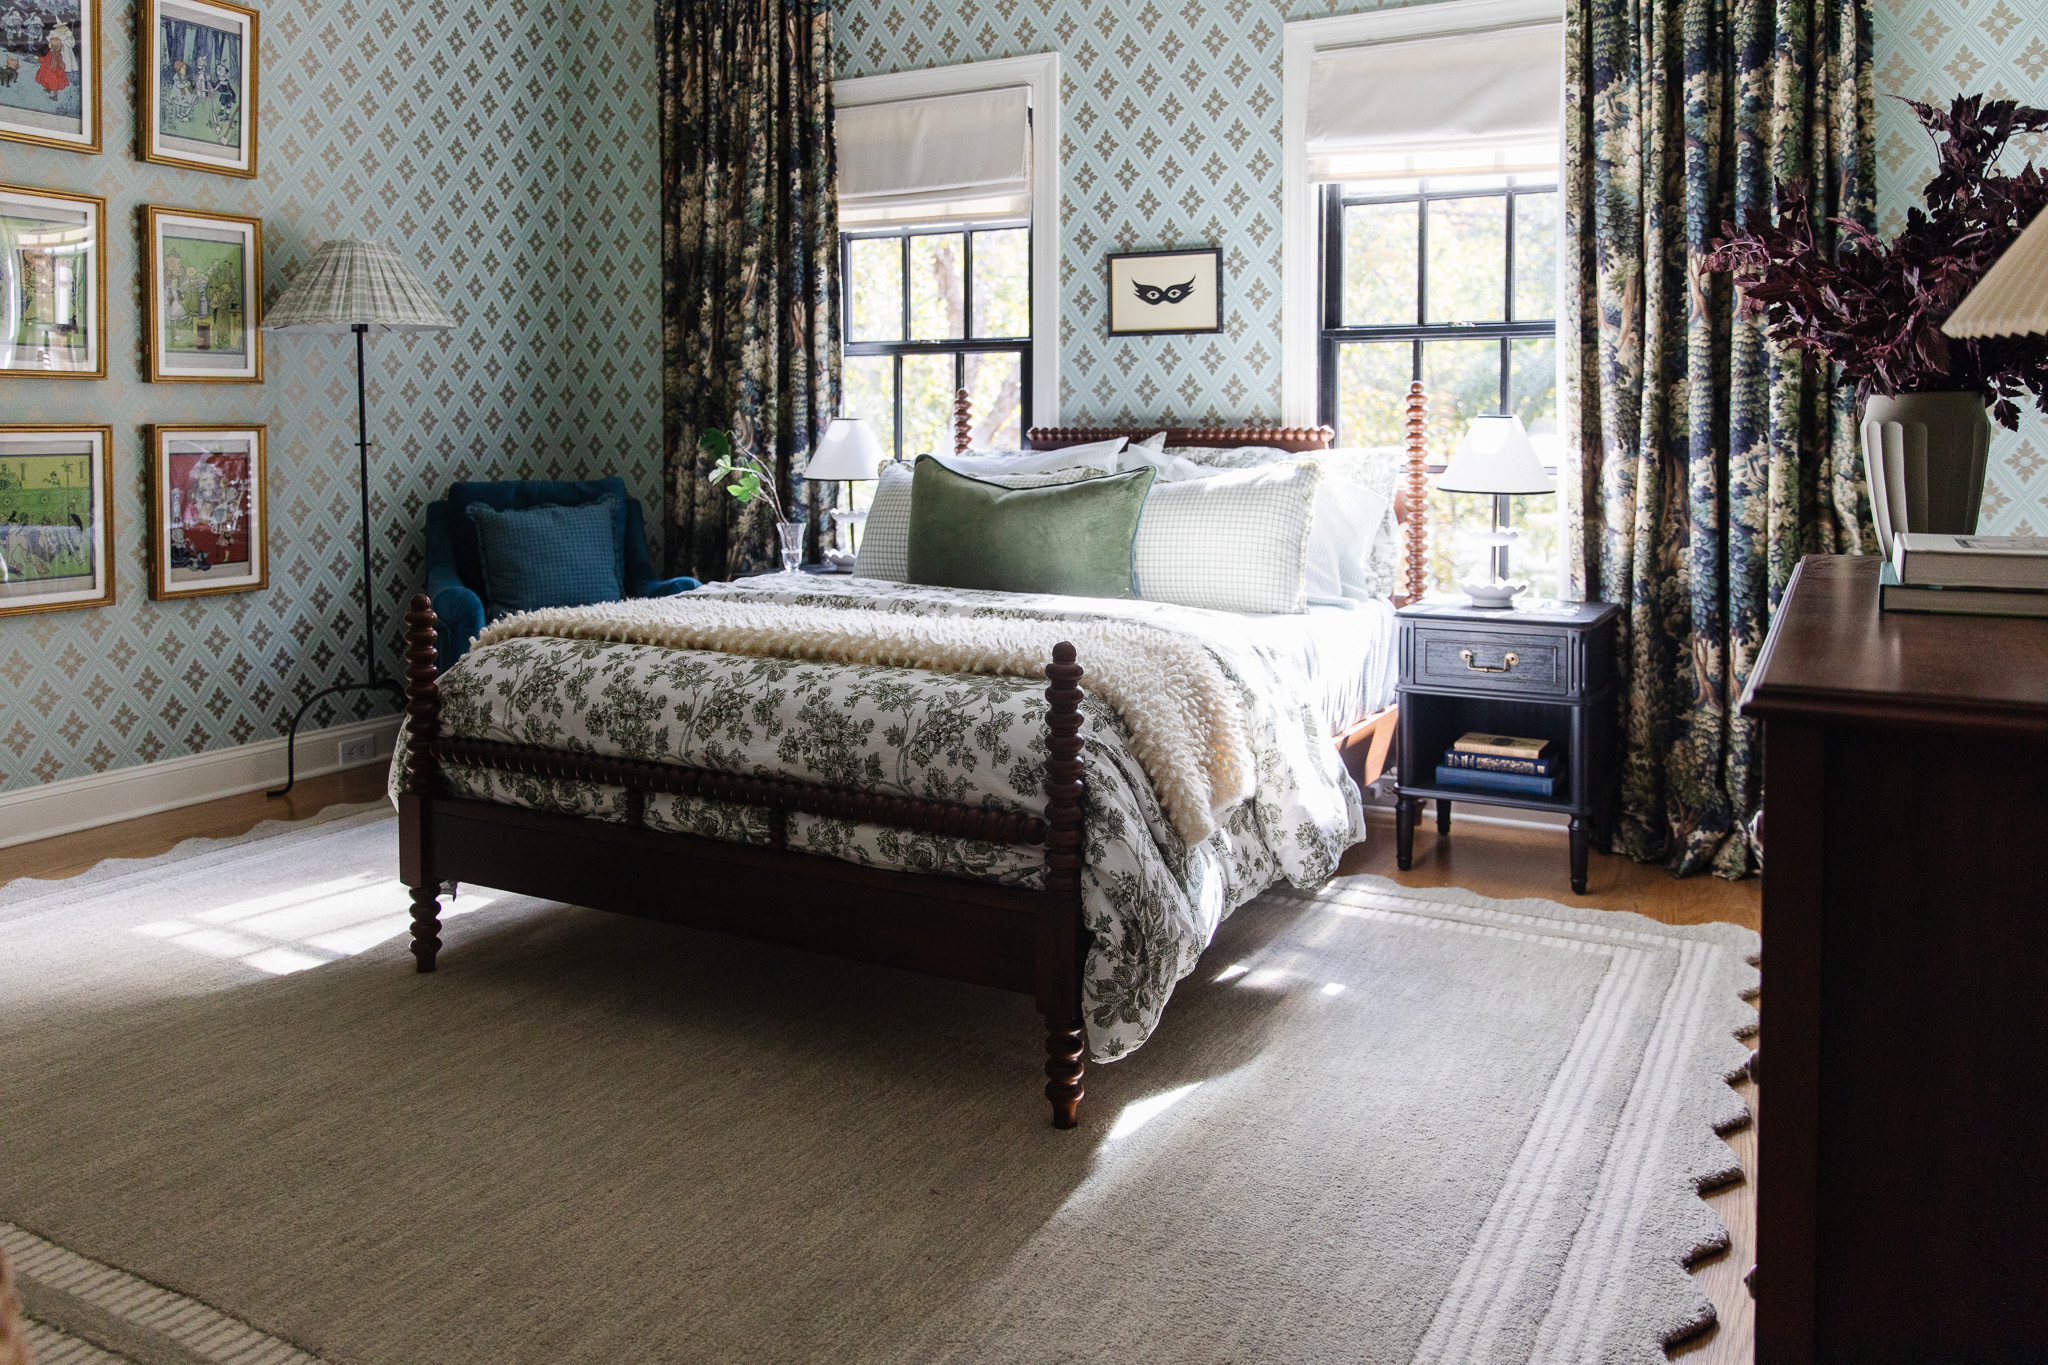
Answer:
1236;599;1399;737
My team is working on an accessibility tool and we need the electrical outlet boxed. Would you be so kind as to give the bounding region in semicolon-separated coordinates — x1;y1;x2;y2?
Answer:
338;735;378;766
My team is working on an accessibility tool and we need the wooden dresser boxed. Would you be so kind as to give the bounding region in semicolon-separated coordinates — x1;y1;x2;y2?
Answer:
1739;554;2048;1364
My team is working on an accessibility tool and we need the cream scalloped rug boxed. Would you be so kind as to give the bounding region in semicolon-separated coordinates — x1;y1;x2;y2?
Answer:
0;807;1757;1365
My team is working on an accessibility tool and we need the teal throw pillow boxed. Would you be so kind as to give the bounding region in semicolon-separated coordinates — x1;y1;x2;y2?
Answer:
465;497;625;619
905;457;1155;598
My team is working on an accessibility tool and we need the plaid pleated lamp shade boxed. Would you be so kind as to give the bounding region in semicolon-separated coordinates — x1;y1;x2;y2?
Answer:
261;238;454;333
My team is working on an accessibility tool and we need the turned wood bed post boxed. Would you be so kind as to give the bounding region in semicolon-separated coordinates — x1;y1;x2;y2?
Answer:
1041;641;1088;1129
399;594;443;972
1401;381;1430;605
953;388;973;456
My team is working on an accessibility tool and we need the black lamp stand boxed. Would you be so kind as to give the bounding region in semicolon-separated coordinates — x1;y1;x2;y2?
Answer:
268;322;405;797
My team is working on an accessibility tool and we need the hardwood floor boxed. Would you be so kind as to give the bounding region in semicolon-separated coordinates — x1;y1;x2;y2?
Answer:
3;779;1759;1363
0;765;390;886
1346;804;1759;1365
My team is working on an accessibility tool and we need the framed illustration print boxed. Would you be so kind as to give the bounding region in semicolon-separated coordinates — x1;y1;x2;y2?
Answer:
145;206;262;383
1107;247;1223;336
140;0;257;179
0;0;100;154
0;183;105;378
147;424;266;598
0;424;114;617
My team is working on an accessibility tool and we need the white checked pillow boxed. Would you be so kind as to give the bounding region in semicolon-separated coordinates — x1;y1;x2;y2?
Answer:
854;463;1112;583
1134;460;1323;614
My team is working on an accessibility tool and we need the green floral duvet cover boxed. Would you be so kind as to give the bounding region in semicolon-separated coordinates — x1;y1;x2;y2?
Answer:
391;574;1366;1060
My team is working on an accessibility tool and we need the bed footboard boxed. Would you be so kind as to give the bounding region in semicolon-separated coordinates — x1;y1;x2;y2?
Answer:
395;595;1093;1128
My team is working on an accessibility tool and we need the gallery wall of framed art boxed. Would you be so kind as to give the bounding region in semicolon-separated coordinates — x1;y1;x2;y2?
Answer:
0;0;659;804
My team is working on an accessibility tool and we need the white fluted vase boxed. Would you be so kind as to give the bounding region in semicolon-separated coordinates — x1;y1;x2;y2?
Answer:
1860;392;1991;558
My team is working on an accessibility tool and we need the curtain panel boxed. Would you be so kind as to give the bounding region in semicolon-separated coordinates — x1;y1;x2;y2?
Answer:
659;0;840;580
1563;0;1875;878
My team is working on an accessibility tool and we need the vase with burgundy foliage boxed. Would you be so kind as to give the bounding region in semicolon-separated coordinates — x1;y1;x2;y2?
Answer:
1705;95;2048;554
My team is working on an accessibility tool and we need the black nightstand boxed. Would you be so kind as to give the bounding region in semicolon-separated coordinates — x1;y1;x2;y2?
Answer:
1393;598;1620;893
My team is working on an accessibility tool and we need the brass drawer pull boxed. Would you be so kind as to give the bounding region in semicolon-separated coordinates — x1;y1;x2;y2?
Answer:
1460;648;1519;674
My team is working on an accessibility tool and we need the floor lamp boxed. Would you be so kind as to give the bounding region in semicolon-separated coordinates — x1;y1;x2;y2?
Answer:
261;239;454;797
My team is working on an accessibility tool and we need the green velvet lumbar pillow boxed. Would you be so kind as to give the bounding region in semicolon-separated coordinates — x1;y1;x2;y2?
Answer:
905;456;1156;598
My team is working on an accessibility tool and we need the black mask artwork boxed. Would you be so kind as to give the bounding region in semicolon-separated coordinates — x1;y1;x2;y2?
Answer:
1132;278;1196;306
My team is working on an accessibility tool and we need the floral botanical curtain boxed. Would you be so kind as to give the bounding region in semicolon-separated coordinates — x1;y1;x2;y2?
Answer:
659;0;839;580
1563;0;1875;878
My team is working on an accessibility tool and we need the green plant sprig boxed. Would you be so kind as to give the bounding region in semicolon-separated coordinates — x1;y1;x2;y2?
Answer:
703;427;790;526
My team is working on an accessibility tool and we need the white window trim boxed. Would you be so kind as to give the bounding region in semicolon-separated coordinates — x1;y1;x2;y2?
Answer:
1280;0;1562;428
835;52;1062;430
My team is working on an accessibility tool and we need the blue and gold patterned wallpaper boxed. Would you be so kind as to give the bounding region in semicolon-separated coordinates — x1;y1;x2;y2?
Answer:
1873;0;2048;534
4;0;2037;798
0;0;661;795
834;0;2045;525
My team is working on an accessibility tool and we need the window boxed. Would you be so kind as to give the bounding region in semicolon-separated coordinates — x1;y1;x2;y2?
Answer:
1284;3;1564;597
1318;172;1560;597
841;223;1032;462
834;61;1061;468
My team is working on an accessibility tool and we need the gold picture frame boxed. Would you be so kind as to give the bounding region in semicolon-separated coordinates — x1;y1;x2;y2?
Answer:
144;205;263;383
0;423;115;617
0;0;101;155
139;0;257;180
147;423;267;599
0;182;106;379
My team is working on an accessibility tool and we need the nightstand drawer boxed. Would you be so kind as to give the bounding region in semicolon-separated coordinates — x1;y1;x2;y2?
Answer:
1410;627;1570;696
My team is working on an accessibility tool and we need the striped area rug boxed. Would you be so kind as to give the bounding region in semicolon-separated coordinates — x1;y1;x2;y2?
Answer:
0;808;1758;1364
6;1221;313;1365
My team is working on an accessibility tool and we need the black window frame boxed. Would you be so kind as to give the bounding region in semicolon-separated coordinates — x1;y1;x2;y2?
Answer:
1314;175;1559;453
840;222;1034;461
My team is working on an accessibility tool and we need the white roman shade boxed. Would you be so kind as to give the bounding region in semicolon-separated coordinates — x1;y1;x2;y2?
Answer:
837;86;1031;227
1306;24;1563;181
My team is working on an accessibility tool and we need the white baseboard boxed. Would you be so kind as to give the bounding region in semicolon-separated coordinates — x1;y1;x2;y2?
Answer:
0;715;401;850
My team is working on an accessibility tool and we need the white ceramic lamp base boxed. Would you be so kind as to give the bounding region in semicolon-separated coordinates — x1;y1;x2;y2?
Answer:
1460;577;1528;609
1460;527;1525;609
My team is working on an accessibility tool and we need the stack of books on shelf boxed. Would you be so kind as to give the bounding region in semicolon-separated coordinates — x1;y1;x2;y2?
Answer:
1435;733;1562;798
1880;533;2048;618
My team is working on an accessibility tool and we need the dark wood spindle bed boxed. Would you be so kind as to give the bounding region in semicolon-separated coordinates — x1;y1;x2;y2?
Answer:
394;389;1433;1127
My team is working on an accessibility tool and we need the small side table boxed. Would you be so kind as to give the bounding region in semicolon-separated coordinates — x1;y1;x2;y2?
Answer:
1392;598;1620;893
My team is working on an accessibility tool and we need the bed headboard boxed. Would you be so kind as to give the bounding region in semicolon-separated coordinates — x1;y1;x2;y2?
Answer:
949;387;1433;605
1025;426;1336;454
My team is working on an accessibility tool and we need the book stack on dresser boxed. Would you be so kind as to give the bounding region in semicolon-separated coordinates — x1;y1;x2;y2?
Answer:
1880;533;2048;617
1434;732;1562;799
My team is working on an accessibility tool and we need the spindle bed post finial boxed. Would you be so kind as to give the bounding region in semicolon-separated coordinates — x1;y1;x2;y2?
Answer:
1041;640;1087;1129
954;388;973;456
1402;382;1430;606
401;594;443;972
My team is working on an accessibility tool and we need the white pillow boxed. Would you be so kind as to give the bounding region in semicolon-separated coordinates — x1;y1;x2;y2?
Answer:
1134;461;1323;614
1307;477;1393;603
935;438;1126;478
1118;445;1214;483
853;462;1113;583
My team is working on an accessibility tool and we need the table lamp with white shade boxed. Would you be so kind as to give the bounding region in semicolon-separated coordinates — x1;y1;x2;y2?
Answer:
806;416;886;568
1434;413;1556;609
260;239;454;795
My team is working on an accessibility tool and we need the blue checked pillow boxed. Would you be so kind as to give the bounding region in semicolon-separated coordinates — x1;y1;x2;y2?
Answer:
465;496;624;619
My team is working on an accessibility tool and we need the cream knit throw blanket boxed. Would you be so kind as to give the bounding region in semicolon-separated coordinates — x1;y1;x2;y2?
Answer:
472;597;1254;845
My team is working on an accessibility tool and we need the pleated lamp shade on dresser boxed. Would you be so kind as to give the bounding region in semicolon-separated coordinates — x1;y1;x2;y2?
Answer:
1942;206;2048;339
260;239;454;796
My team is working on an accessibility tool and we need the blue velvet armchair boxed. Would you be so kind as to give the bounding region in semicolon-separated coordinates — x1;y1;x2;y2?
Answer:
424;477;697;667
